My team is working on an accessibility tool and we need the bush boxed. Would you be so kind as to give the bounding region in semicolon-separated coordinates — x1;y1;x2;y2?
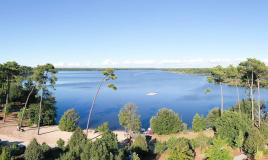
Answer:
24;139;44;160
68;128;87;157
150;108;184;135
59;109;80;132
154;141;167;154
205;137;232;160
58;151;76;160
23;96;56;126
260;120;268;139
243;127;265;157
206;108;220;129
0;147;11;160
96;122;109;133
57;139;65;150
131;135;148;154
132;152;140;160
214;111;250;147
166;137;195;160
192;113;206;132
191;133;212;152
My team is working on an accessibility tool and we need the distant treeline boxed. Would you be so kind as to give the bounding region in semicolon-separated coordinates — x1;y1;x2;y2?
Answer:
57;67;211;74
56;68;161;71
163;68;211;75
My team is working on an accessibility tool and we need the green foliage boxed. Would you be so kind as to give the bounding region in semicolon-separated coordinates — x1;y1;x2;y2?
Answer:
235;130;244;150
154;141;167;154
59;109;80;132
166;137;195;160
132;152;140;160
81;132;120;160
118;103;141;133
260;120;268;139
191;133;212;151
58;151;76;160
192;113;206;132
243;127;265;156
205;137;232;160
96;122;110;133
255;150;264;160
24;139;44;160
206;108;221;129
238;58;268;87
231;99;264;120
57;139;65;150
0;147;11;160
209;65;226;83
150;108;184;135
23;97;56;126
214;111;250;147
131;135;148;154
68;128;87;157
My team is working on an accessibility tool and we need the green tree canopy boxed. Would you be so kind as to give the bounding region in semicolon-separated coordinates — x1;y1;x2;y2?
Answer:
192;113;206;132
150;108;184;135
59;109;80;132
24;139;44;160
118;103;141;133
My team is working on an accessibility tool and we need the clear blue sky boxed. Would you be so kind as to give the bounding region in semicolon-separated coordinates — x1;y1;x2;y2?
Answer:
1;0;268;68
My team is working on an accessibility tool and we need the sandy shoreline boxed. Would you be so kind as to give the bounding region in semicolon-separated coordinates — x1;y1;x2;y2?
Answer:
0;124;127;147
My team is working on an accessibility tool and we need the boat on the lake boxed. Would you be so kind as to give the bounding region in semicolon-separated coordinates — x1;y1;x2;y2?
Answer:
146;92;158;96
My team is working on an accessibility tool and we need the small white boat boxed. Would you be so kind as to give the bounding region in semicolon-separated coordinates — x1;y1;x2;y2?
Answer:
146;92;158;96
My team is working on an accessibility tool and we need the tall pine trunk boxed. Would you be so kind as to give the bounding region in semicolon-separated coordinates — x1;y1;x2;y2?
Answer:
86;77;106;135
220;82;224;116
19;86;35;130
37;88;43;135
257;79;261;127
250;71;254;122
3;77;10;123
236;79;241;113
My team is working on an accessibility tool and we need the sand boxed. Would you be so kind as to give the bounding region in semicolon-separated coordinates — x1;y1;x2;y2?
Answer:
0;124;127;147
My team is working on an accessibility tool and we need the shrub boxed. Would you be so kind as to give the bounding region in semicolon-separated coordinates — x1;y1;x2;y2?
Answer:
131;135;148;154
260;120;268;139
206;108;220;129
154;141;167;154
59;109;80;132
191;133;212;152
58;151;76;160
255;150;264;160
0;147;11;160
68;128;87;157
24;139;44;160
243;127;265;157
57;139;65;150
24;97;56;126
192;113;206;132
96;122;109;133
132;152;140;160
214;111;250;147
205;137;232;160
150;108;184;135
81;139;110;160
166;137;195;160
100;131;118;152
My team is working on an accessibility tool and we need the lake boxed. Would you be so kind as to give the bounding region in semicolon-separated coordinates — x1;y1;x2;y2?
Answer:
55;70;268;130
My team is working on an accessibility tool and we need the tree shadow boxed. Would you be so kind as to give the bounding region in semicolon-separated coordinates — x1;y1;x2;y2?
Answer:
38;129;59;135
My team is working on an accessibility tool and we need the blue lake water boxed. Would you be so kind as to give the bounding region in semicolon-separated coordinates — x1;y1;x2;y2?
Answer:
54;70;268;130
